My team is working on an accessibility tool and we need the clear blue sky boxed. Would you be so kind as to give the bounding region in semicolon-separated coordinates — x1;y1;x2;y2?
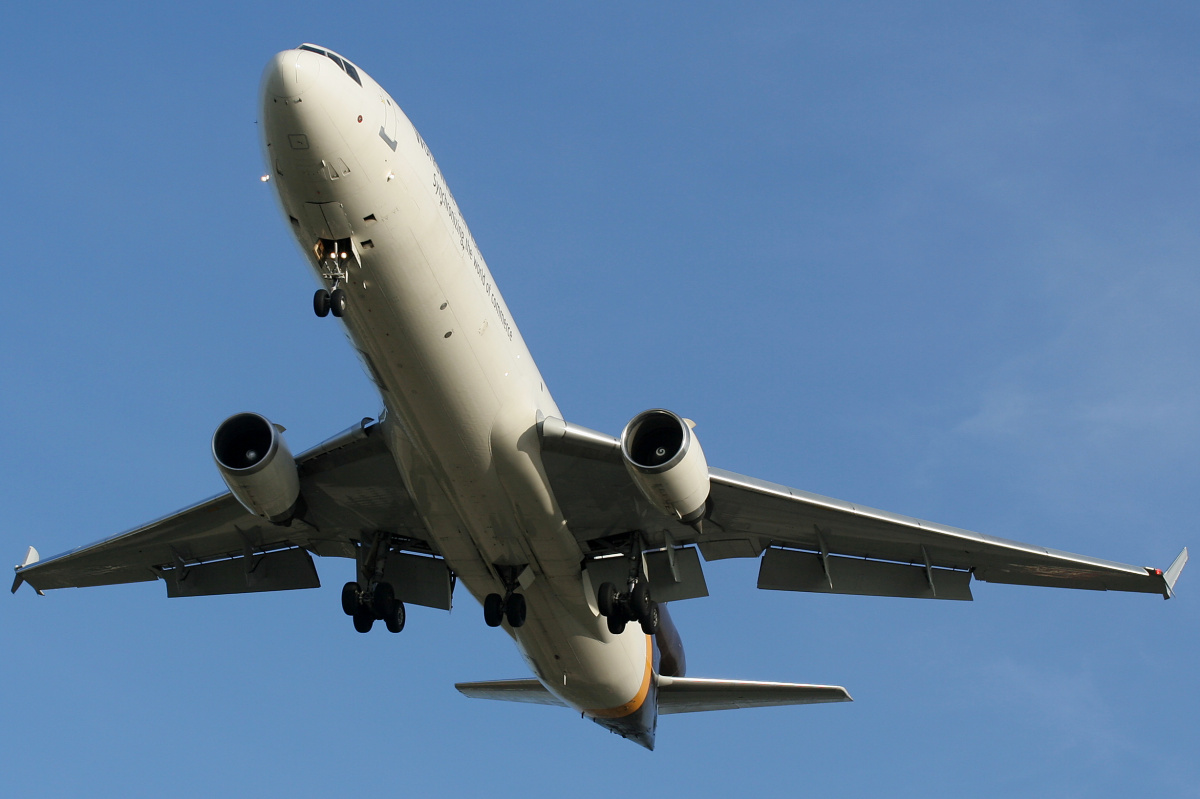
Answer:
3;2;1196;796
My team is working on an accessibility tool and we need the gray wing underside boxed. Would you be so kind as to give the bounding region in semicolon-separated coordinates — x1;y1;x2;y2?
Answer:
14;419;433;596
539;418;1185;601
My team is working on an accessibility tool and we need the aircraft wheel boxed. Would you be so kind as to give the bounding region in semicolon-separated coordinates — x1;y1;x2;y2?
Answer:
607;613;627;635
631;582;652;621
373;582;395;620
341;581;360;616
314;289;331;317
639;601;661;636
505;593;527;628
483;593;505;627
330;289;347;317
597;582;618;617
352;605;374;633
385;600;406;633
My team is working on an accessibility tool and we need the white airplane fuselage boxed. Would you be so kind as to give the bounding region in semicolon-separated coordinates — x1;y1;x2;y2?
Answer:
260;47;656;745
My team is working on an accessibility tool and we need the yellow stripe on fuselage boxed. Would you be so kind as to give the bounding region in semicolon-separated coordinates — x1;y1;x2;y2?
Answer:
585;635;653;719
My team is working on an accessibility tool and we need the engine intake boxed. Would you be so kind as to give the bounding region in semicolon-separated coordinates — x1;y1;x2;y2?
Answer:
620;409;709;525
212;412;301;523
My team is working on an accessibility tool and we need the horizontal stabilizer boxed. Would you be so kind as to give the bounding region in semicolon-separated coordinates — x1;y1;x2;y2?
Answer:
656;676;851;714
455;679;566;707
455;676;853;715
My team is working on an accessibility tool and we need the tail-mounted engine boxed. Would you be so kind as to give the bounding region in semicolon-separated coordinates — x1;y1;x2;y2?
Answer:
212;412;301;523
620;409;709;525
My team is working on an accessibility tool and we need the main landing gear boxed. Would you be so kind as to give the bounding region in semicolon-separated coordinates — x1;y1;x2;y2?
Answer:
343;531;403;633
483;590;527;628
597;580;661;636
342;580;405;633
483;566;528;629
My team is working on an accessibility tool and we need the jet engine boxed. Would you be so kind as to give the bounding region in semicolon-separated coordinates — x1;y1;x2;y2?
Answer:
620;409;709;525
212;412;301;523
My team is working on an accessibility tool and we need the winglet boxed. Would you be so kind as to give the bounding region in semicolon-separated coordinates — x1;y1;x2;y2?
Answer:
11;546;40;595
1159;547;1188;600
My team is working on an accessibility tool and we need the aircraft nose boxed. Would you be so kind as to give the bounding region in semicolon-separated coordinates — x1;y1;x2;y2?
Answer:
261;49;322;98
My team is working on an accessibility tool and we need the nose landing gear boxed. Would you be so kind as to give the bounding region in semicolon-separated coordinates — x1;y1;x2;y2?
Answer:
312;237;356;318
314;287;348;318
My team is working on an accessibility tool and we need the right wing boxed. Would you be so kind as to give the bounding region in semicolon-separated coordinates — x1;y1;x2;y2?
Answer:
13;419;443;603
538;417;1186;602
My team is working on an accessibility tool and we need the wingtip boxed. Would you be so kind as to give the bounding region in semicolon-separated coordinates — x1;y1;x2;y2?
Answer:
11;547;40;595
1161;547;1188;599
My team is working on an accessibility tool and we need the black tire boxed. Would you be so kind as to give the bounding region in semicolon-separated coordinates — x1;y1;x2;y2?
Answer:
631;582;652;621
640;601;661;636
340;582;359;616
373;582;395;620
314;289;331;317
483;593;505;627
506;593;527;628
330;289;347;317
607;613;627;635
385;600;406;633
352;605;374;633
597;582;618;617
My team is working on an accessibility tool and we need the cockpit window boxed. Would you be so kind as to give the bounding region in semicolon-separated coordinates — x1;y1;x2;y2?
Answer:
295;44;363;87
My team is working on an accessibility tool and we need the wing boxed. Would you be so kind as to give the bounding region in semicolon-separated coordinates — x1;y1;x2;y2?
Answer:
538;417;1187;602
13;419;443;603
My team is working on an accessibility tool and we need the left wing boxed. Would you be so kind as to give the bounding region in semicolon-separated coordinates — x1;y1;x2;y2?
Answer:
13;419;439;600
538;417;1187;602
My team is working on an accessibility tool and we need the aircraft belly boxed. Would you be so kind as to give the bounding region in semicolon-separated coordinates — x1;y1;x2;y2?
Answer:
267;64;650;733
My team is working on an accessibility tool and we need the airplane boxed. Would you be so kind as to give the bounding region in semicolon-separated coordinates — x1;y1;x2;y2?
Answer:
12;44;1188;750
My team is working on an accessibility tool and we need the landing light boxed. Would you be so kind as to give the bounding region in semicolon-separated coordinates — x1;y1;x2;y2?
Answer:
260;175;270;182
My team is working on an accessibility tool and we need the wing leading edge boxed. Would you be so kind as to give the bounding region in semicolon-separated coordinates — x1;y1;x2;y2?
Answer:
538;417;1186;601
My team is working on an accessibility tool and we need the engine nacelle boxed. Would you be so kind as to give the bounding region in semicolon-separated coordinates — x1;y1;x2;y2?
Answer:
212;412;301;523
620;409;709;524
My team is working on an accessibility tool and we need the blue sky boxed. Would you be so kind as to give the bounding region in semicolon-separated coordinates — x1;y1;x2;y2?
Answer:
3;2;1197;796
